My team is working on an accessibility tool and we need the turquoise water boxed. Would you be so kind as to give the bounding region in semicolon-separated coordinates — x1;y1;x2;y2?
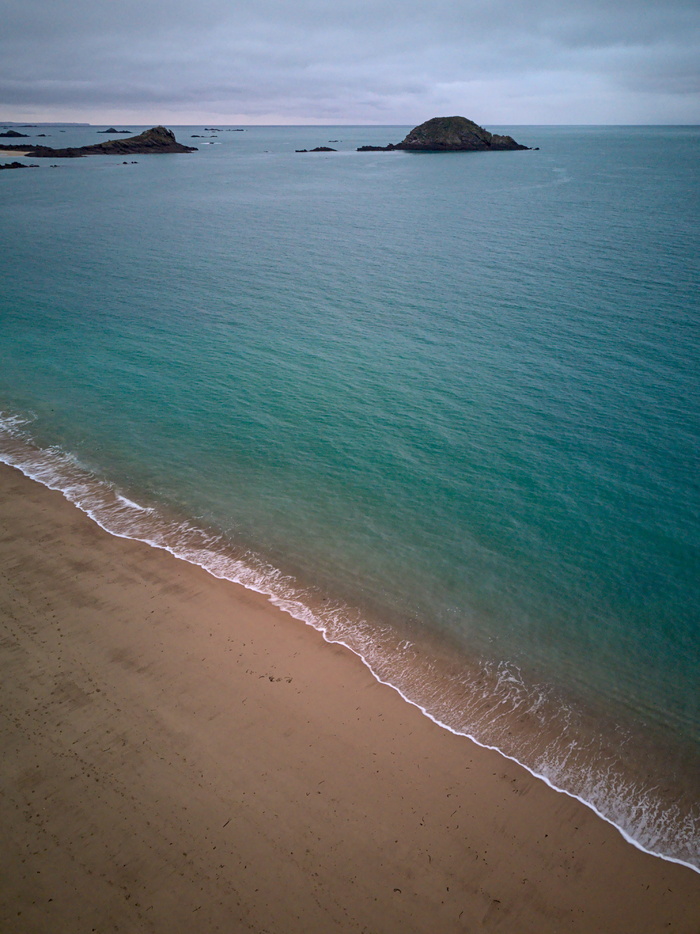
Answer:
1;124;698;868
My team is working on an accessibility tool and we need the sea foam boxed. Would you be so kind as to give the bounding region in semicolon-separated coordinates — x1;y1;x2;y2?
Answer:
1;412;697;873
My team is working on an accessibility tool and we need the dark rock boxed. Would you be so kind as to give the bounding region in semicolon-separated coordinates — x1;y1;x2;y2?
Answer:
357;116;530;152
0;161;30;170
396;116;529;151
97;128;131;133
0;144;39;154
296;146;337;152
0;130;29;138
4;126;198;159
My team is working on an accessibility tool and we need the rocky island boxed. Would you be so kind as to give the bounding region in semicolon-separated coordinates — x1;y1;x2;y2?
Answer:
0;161;38;170
357;116;531;152
0;126;196;158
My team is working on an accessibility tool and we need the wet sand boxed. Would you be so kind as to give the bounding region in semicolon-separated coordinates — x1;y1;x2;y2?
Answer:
1;461;698;933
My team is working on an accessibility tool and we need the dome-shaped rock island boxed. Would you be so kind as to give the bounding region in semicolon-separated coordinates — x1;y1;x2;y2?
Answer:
358;116;531;152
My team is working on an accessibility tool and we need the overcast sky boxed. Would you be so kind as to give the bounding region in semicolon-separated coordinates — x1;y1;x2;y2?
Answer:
2;0;698;125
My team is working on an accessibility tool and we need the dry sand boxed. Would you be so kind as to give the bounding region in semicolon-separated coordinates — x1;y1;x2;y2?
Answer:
1;461;698;933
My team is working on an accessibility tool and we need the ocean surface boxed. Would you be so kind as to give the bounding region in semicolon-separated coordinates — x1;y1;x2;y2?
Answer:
1;123;698;870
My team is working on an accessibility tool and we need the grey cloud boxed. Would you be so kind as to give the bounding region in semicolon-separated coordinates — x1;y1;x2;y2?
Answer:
1;0;698;123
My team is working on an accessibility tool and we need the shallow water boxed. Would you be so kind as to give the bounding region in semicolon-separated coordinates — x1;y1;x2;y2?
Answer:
1;124;698;868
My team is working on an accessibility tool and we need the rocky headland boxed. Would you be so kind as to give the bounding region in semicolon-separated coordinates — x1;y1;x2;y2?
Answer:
0;126;196;158
357;116;531;152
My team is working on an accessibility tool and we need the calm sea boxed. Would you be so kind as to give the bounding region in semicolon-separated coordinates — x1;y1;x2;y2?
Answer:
1;124;698;869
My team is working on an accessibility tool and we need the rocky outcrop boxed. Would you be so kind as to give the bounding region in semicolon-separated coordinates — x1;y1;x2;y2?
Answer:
357;116;530;152
0;161;38;170
97;127;131;133
398;116;527;151
0;130;29;138
295;146;337;152
0;126;197;158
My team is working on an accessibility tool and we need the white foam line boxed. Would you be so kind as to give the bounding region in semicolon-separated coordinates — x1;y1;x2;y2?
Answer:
1;447;698;876
116;494;152;513
309;632;700;876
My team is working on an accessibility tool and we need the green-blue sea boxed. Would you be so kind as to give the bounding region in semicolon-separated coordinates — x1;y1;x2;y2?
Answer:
1;124;698;870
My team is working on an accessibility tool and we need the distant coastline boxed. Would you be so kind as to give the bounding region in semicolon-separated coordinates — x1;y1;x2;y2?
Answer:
0;125;196;158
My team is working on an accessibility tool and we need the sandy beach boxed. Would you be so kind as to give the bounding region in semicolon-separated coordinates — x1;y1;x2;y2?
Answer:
0;461;698;933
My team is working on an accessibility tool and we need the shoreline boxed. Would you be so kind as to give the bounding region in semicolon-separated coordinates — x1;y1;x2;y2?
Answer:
1;415;698;872
1;460;699;932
